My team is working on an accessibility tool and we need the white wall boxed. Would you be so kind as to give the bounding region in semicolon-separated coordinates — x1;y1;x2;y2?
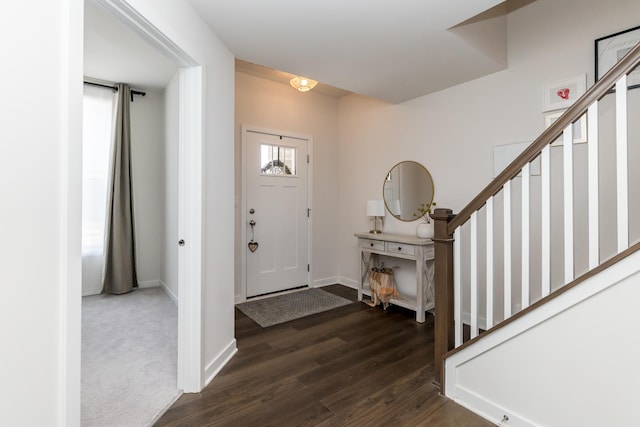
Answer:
234;72;341;299
337;0;640;304
131;88;167;288
162;72;180;300
447;252;640;426
124;0;237;387
0;1;83;425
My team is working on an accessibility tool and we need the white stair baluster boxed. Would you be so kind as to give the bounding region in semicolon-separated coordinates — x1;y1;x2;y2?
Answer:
486;197;494;329
587;104;599;269
541;145;551;297
454;227;462;347
470;212;478;339
616;75;629;252
504;181;512;319
522;162;530;310
564;122;574;284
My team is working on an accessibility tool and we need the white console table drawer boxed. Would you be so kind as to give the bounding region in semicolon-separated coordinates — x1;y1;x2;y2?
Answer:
361;239;385;251
385;242;415;256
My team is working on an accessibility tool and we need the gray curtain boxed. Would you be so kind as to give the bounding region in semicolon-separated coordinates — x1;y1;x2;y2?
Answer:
102;84;138;294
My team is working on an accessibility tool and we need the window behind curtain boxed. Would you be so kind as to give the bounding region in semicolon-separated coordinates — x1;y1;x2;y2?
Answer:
82;86;115;255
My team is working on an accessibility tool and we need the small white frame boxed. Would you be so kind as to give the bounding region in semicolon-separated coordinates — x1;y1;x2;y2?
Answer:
545;110;587;145
542;74;586;112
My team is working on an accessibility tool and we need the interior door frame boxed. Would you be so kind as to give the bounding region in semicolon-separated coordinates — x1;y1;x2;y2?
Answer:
240;125;313;302
86;0;204;393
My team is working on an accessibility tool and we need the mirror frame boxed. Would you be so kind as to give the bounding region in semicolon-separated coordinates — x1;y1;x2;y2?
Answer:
382;160;434;222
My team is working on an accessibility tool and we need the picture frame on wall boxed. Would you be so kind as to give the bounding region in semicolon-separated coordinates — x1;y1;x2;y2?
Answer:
492;141;541;178
595;25;640;89
544;110;587;146
542;74;586;112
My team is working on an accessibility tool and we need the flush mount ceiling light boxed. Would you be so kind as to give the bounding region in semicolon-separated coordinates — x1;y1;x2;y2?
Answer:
290;76;318;92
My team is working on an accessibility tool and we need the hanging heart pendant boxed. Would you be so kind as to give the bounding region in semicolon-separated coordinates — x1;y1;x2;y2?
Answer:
248;241;259;253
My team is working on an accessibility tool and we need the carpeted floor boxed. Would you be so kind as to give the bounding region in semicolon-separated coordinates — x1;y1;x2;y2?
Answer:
82;287;181;426
236;287;353;327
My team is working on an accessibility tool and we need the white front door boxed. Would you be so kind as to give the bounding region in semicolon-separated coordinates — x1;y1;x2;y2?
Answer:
245;130;309;297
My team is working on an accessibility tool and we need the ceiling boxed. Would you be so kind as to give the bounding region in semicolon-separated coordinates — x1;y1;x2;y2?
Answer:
189;0;535;103
84;0;535;102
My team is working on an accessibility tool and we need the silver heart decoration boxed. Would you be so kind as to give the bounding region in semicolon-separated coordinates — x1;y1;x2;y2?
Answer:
248;241;259;253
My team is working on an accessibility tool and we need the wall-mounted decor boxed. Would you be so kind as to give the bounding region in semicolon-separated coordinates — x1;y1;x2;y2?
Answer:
595;25;640;89
545;110;587;145
542;74;586;112
492;141;540;178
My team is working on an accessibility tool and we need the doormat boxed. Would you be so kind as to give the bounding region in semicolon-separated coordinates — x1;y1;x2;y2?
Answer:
236;288;353;327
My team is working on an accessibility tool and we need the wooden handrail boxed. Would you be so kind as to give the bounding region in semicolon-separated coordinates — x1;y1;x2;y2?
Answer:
448;41;640;235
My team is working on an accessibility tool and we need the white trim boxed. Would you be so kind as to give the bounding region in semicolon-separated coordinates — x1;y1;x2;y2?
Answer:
240;125;313;302
161;281;179;305
94;0;205;394
337;276;359;289
178;66;204;393
312;277;340;287
138;279;162;288
137;280;179;305
452;387;537;427
204;339;238;387
61;0;83;424
94;0;197;67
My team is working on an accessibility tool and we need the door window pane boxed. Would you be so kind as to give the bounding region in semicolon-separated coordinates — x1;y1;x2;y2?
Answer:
260;144;296;175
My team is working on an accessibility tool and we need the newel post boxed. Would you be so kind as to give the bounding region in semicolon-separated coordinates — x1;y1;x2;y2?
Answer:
430;208;456;394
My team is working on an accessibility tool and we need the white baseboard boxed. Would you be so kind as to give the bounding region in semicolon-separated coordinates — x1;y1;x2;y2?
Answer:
138;279;161;289
160;280;178;305
312;276;339;287
204;339;237;388
337;276;358;289
138;279;178;305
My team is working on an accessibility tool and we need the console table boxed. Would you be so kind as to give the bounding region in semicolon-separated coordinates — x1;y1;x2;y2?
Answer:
355;232;435;323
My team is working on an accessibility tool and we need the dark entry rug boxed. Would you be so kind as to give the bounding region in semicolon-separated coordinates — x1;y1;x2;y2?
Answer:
236;288;352;327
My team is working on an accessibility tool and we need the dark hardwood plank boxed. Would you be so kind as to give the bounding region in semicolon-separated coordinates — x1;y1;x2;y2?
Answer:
155;285;492;427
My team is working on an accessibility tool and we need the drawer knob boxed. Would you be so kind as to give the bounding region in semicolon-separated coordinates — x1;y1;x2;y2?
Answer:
370;243;374;247
398;246;402;251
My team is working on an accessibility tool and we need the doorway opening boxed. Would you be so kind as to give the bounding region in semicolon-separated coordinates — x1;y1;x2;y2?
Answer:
80;1;205;424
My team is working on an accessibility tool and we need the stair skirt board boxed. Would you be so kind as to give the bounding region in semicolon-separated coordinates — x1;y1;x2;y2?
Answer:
445;251;640;426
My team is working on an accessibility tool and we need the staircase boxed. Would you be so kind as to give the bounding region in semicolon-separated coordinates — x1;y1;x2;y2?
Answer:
431;42;640;426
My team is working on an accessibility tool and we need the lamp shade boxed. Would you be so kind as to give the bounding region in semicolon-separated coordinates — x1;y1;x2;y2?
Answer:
290;76;318;92
367;200;385;217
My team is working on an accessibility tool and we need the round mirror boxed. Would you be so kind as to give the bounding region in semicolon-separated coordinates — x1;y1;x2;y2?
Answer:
383;161;434;222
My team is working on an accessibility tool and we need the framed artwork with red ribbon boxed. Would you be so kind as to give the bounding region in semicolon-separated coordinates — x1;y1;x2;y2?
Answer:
542;74;586;112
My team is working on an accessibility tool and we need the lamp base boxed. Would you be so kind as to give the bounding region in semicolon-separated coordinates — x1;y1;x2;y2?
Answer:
369;229;381;234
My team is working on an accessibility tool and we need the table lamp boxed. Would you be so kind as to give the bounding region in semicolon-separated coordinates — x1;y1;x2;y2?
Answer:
367;200;385;234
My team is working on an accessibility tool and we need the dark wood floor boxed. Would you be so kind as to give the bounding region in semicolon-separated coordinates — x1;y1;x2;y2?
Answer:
155;285;493;426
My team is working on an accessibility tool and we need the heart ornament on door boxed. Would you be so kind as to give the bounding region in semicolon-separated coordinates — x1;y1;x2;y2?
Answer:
557;88;570;100
248;241;259;252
